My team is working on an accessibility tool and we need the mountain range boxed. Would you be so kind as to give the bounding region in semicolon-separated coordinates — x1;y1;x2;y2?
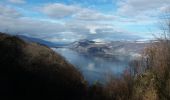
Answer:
70;39;150;60
17;35;68;47
16;35;150;60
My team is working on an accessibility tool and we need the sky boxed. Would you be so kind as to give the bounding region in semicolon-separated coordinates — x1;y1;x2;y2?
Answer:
0;0;170;43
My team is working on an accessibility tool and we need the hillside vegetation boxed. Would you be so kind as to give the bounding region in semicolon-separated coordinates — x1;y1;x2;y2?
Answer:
0;33;87;99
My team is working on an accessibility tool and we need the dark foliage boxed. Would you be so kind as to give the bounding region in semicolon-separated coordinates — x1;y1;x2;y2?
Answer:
0;33;87;99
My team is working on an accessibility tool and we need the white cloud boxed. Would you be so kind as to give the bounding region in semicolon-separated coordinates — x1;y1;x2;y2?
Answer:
74;9;115;21
8;0;26;4
87;26;98;34
0;5;88;42
117;0;170;16
41;3;79;18
45;32;86;42
0;5;66;36
114;0;170;34
93;38;105;42
160;5;170;12
40;3;115;21
0;5;21;18
0;15;88;42
0;17;65;36
65;20;115;35
86;24;114;34
0;2;149;42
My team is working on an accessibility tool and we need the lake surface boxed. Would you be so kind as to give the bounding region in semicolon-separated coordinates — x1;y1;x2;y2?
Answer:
52;48;130;84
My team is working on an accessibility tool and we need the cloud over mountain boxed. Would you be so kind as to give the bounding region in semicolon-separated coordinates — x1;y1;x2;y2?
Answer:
0;0;168;42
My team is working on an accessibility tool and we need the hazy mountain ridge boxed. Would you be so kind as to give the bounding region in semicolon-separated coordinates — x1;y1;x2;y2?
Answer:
15;35;150;60
17;35;68;47
12;34;150;63
70;39;150;60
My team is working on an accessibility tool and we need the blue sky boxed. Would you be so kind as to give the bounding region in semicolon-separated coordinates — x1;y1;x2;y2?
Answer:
0;0;170;43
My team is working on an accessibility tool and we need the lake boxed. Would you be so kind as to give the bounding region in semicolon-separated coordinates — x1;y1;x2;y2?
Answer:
52;48;130;84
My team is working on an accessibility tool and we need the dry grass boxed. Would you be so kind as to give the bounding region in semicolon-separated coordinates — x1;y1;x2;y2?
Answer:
143;40;170;100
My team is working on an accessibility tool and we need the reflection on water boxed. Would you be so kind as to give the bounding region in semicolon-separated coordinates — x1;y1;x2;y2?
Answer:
52;48;130;84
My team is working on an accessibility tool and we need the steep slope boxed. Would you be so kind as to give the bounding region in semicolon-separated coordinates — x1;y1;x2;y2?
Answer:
0;33;86;99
